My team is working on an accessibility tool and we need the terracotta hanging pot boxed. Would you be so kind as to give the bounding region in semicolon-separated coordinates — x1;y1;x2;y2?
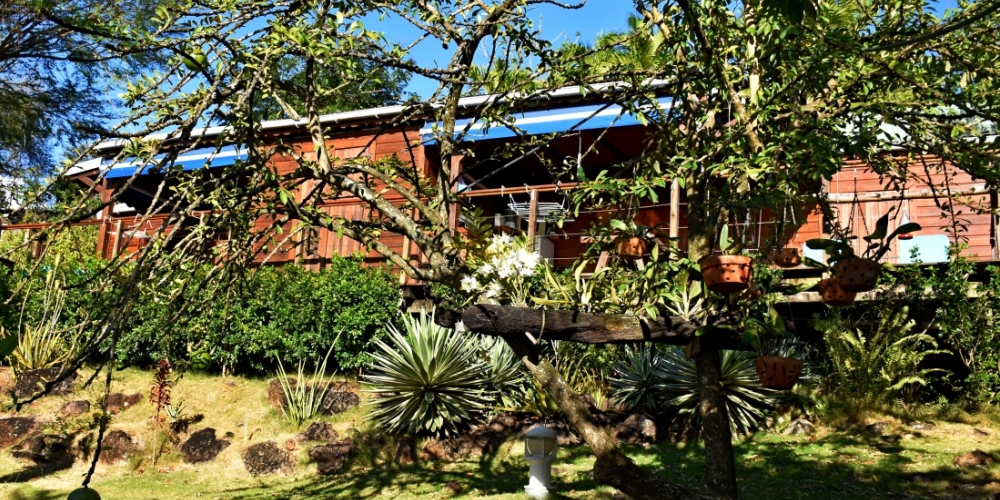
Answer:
831;257;881;293
819;277;856;307
615;236;648;261
754;356;804;390
699;255;753;293
767;247;802;268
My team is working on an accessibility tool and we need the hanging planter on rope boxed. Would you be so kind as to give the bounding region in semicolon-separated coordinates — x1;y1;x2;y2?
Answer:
614;235;648;261
807;207;922;294
768;247;802;268
699;225;752;293
754;356;804;390
819;277;856;306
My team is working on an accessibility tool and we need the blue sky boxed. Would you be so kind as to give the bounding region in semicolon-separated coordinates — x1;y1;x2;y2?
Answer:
367;0;632;98
372;0;964;98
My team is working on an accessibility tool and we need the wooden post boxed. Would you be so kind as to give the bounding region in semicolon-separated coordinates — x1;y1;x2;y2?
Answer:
448;155;463;231
112;220;124;259
991;189;998;260
669;178;680;239
527;189;538;251
96;181;114;259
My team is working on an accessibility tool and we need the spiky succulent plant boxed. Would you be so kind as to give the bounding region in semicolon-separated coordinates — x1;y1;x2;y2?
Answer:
365;312;491;437
658;347;777;435
609;344;667;412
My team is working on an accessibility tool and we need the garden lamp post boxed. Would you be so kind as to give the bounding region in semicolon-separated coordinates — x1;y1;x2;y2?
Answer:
524;425;558;499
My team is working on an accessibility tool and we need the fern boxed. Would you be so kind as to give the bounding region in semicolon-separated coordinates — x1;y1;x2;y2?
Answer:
818;306;945;422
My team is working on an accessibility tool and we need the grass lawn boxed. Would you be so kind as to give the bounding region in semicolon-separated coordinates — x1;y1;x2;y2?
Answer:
4;368;1000;499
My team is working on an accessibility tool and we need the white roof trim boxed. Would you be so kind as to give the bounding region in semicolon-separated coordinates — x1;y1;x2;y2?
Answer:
93;79;677;152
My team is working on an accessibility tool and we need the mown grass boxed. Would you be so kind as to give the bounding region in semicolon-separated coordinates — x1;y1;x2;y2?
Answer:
4;368;1000;499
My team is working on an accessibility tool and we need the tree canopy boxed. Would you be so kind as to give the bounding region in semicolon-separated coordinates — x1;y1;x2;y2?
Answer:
3;0;1000;498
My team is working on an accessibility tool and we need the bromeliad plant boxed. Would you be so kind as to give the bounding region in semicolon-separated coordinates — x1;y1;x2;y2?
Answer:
365;311;492;437
9;258;83;378
806;208;921;293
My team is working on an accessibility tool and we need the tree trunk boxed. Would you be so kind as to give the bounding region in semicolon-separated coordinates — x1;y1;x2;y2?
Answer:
517;355;718;500
695;347;739;499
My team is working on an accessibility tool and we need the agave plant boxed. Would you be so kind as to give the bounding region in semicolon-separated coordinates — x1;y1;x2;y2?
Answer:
481;336;527;407
609;345;666;412
658;347;777;435
365;312;491;437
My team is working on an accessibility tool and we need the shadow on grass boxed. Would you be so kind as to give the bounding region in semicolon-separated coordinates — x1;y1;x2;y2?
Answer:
223;444;615;500
0;459;73;485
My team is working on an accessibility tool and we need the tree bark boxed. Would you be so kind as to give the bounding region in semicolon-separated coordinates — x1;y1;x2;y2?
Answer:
516;355;717;500
695;347;739;499
456;304;742;348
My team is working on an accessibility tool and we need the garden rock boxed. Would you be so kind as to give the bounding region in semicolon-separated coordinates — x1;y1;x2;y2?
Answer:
395;435;417;464
420;439;455;461
973;428;990;437
12;434;72;465
106;393;144;414
782;418;815;436
319;391;361;415
242;441;295;475
13;368;77;399
60;400;91;418
298;422;337;443
614;413;660;445
953;449;997;468
864;421;888;434
181;428;231;464
98;430;135;465
267;378;360;415
909;421;936;431
0;416;39;448
309;439;354;475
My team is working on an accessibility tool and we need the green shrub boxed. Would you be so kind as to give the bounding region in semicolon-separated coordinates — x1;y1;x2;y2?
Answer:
117;257;399;374
817;306;945;423
364;312;492;437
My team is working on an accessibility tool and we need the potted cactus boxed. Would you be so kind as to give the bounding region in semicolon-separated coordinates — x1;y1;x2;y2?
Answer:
699;225;753;293
805;208;920;293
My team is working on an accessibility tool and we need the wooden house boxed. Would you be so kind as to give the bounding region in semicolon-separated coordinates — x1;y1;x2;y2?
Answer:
31;86;999;300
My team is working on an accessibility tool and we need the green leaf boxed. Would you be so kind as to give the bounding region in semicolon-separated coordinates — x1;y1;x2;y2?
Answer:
609;219;629;231
865;211;891;241
805;238;836;250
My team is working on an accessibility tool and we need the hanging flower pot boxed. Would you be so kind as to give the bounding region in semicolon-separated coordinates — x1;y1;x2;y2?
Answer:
819;277;856;307
615;236;648;261
767;247;802;268
831;257;881;293
754;356;804;390
699;255;753;293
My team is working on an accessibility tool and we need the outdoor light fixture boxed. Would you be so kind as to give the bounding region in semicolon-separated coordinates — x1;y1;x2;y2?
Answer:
523;425;558;499
898;211;914;240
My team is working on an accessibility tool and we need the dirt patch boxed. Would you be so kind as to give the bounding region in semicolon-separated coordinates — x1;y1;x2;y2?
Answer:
242;441;295;476
181;428;231;464
309;440;354;475
13;368;77;399
98;430;135;465
12;434;73;465
954;449;997;468
267;379;360;415
60;400;92;418
0;416;39;449
297;422;337;443
106;393;144;414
